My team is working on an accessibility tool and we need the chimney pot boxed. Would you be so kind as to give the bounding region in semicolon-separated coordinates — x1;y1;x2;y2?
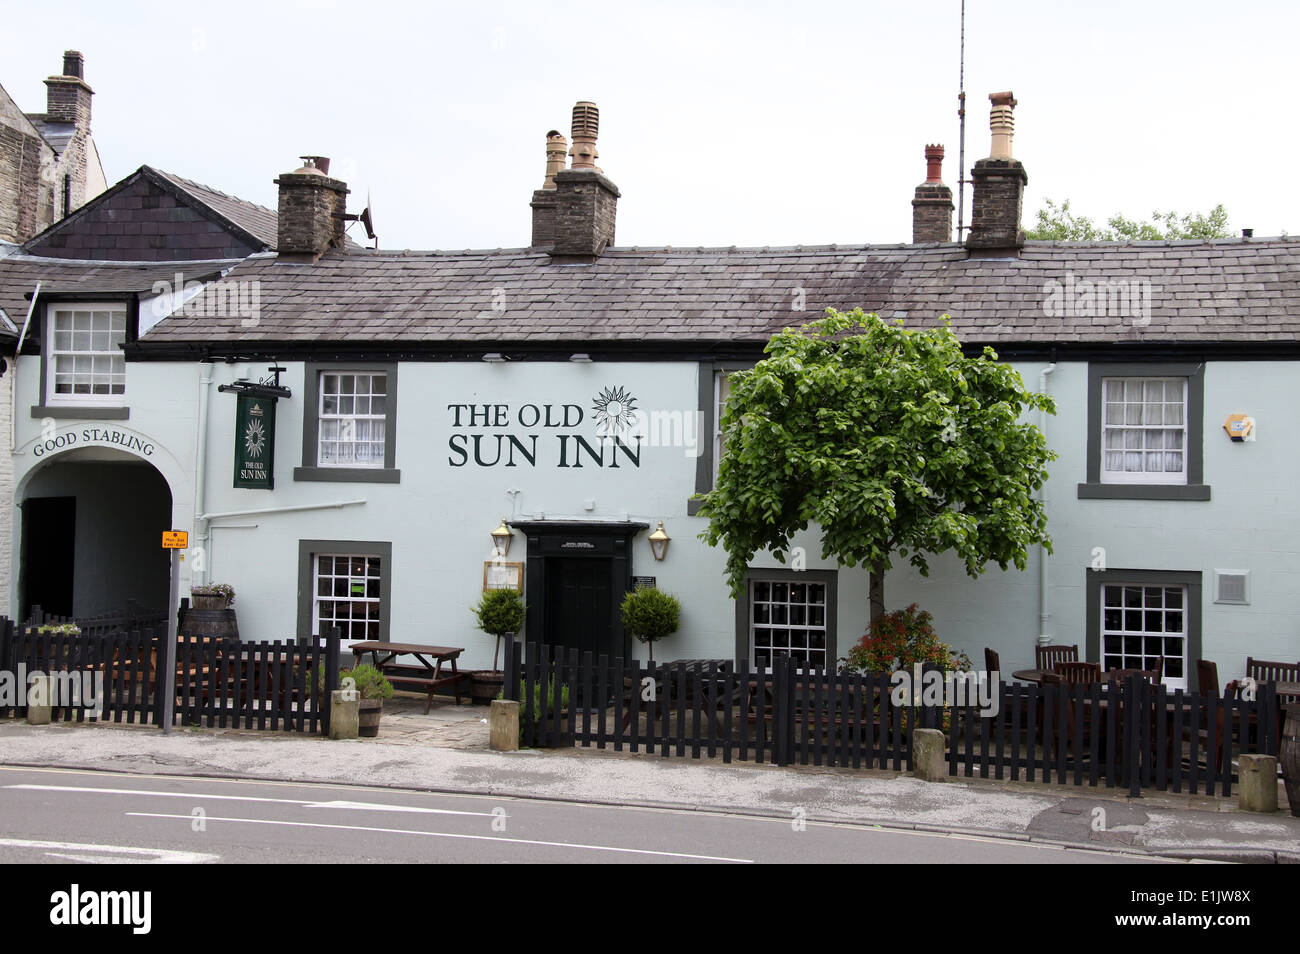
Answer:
62;50;84;79
569;101;600;170
924;144;945;184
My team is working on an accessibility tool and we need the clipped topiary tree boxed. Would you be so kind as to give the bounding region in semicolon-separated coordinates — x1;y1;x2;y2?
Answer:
473;588;527;671
620;587;682;664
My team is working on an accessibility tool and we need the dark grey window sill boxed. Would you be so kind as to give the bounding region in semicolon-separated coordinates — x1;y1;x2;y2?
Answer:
294;466;401;484
1077;483;1211;501
31;405;129;420
687;498;704;516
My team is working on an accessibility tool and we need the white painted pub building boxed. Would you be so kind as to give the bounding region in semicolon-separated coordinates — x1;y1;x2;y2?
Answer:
2;99;1298;688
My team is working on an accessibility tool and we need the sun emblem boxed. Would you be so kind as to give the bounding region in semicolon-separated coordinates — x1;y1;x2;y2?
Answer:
244;419;267;458
592;385;639;437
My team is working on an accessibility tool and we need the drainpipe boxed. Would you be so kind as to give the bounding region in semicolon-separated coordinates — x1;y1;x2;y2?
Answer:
1037;357;1057;647
193;362;213;586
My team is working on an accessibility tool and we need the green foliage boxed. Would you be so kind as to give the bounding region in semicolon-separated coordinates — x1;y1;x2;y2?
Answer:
507;679;570;744
472;588;527;637
839;603;970;674
35;623;81;636
341;663;394;700
619;588;682;645
1026;198;1231;241
696;308;1057;599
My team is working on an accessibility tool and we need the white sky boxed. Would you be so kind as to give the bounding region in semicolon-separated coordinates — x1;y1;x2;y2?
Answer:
5;0;1296;250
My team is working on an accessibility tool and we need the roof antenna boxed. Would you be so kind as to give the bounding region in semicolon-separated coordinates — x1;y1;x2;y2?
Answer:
956;0;968;242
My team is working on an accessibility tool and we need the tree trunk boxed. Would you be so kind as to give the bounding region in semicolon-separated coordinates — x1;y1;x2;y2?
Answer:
869;568;886;624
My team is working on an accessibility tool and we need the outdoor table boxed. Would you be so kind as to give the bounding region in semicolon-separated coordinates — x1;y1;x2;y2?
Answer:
1011;669;1052;684
348;641;468;713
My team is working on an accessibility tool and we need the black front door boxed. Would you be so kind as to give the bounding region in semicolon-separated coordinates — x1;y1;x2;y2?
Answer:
21;496;76;620
544;557;613;657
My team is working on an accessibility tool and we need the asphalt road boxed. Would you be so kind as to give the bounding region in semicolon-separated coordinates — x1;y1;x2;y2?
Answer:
0;765;1168;864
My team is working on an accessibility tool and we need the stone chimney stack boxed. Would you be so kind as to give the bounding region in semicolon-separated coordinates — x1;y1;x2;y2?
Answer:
44;51;92;129
534;102;619;260
274;156;350;260
530;130;568;248
911;144;953;243
965;91;1028;253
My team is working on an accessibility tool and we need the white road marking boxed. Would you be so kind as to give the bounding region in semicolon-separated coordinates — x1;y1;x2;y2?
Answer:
0;837;217;864
127;812;754;862
5;784;491;817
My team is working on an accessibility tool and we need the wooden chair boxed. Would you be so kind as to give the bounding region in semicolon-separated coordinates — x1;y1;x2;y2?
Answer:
1055;661;1101;687
984;647;1000;678
1036;644;1078;671
1245;657;1300;685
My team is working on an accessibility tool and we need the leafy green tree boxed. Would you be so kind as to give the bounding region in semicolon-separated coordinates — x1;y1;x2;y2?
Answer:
696;308;1056;622
620;587;682;664
1026;198;1231;241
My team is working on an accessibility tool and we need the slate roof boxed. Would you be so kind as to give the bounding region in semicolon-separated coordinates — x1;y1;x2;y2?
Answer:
150;168;279;248
133;238;1300;348
0;251;239;342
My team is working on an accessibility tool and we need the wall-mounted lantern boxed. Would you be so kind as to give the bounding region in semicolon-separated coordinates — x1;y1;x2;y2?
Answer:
648;521;671;561
490;518;513;557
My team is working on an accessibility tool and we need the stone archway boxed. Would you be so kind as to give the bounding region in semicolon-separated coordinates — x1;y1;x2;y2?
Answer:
17;448;173;621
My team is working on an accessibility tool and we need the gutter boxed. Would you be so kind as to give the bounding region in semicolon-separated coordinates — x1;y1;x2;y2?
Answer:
1037;357;1057;647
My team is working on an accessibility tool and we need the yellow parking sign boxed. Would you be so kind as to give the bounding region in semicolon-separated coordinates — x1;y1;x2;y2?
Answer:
162;530;189;549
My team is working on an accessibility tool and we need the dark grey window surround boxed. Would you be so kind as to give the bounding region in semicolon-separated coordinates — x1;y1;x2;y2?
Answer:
733;567;838;664
1084;567;1202;691
1078;362;1210;501
688;360;752;515
296;539;393;642
31;300;133;421
294;362;400;483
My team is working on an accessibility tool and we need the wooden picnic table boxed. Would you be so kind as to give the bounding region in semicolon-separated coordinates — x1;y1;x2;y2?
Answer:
348;641;468;713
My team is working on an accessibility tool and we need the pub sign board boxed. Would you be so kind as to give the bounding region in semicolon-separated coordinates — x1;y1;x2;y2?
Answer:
233;393;276;489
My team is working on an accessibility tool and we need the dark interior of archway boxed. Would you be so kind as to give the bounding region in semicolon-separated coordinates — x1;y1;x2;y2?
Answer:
21;460;172;621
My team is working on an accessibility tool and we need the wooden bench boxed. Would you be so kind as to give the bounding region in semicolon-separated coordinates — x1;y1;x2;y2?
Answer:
348;642;469;713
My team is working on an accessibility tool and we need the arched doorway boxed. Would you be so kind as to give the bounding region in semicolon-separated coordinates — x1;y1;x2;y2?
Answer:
18;449;173;621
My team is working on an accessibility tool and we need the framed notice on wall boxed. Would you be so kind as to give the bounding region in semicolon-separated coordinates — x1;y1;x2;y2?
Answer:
483;561;524;591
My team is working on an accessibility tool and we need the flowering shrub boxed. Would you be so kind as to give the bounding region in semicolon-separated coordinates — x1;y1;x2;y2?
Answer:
839;604;970;674
191;583;235;607
35;623;81;637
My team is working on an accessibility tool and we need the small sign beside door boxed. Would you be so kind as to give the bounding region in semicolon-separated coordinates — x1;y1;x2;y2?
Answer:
632;576;656;590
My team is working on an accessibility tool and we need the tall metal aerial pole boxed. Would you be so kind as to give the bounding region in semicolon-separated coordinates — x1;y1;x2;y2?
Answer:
956;0;968;241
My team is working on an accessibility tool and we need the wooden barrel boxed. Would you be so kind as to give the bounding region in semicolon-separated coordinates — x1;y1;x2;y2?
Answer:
358;698;383;737
179;603;240;640
1282;704;1300;818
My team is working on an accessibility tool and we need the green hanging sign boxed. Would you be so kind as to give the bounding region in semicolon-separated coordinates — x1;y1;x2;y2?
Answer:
233;393;276;489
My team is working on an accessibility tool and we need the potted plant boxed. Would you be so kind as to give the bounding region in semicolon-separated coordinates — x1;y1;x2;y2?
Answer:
189;583;235;611
185;583;240;640
468;588;526;704
342;663;394;737
620;587;681;665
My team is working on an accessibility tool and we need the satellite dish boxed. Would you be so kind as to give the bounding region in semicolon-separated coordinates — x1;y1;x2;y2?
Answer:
343;189;378;247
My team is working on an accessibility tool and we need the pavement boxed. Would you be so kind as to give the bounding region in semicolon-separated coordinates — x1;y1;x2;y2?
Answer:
2;696;1298;863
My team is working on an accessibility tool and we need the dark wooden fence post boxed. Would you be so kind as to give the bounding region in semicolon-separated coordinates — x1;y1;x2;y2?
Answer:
153;625;171;727
774;656;796;766
503;635;519;699
1125;675;1142;798
322;626;341;736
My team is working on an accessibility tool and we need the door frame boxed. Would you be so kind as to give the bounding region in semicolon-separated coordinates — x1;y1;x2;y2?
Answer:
511;520;648;661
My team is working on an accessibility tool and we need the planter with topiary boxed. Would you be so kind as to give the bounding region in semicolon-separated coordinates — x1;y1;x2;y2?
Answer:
620;587;681;665
468;588;527;704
